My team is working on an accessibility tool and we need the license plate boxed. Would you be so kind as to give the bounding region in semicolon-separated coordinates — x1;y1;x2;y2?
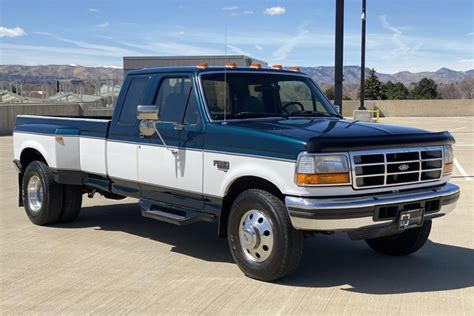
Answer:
398;208;424;230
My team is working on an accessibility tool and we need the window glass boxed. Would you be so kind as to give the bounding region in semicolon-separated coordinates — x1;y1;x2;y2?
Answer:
155;77;192;123
118;76;148;124
201;73;335;120
183;90;200;125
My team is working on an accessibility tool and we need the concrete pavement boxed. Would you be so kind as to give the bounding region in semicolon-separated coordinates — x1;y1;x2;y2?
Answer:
1;117;473;314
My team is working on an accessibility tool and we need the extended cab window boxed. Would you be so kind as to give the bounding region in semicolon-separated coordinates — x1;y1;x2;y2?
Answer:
118;76;148;125
201;73;336;120
155;77;192;123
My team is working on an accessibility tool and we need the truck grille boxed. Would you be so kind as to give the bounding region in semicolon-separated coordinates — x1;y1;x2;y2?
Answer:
350;146;444;189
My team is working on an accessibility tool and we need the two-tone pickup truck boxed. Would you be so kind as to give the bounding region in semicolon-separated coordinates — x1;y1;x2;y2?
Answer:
13;65;460;281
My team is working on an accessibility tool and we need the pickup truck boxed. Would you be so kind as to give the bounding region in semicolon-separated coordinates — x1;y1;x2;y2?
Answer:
13;65;460;281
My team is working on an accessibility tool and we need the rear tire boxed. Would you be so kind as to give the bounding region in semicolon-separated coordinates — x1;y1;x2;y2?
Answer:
58;185;83;223
365;220;432;256
227;189;304;282
22;161;63;226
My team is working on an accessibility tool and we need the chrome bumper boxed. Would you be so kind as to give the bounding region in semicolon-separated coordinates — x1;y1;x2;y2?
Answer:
285;183;460;231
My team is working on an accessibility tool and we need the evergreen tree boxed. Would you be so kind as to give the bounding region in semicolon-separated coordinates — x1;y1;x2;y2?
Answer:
384;81;409;99
410;78;439;99
363;68;386;100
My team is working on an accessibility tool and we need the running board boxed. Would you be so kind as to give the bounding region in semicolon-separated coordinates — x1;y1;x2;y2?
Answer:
140;200;215;226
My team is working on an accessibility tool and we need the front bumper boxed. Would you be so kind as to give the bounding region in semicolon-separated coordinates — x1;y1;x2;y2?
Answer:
285;183;460;231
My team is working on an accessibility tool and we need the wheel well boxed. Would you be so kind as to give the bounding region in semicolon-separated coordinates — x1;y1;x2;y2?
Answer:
218;176;284;237
20;148;47;170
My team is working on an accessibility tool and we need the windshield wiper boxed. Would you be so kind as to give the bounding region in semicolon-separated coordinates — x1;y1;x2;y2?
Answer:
231;112;287;119
286;110;343;119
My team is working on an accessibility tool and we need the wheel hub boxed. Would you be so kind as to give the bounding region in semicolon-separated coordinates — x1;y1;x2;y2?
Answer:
27;175;44;213
239;209;274;262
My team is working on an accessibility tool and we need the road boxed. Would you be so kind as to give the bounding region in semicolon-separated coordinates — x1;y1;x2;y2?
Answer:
1;117;473;314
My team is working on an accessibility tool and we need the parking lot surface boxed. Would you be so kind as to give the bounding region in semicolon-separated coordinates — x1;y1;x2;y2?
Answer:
1;117;473;314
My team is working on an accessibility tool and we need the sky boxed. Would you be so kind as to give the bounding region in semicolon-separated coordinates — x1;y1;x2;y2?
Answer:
0;0;473;73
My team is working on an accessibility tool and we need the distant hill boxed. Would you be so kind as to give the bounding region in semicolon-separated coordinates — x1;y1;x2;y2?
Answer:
0;65;123;83
0;64;472;85
299;66;474;85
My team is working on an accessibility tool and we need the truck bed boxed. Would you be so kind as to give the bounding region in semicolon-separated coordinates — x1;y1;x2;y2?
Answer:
14;115;111;176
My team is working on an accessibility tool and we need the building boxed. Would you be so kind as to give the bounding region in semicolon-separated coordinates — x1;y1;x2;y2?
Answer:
123;55;268;75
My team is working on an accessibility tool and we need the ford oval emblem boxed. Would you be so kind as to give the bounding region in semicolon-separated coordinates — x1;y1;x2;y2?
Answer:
398;164;410;171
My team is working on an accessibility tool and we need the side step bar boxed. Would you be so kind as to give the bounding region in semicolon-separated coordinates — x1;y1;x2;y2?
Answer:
140;200;215;226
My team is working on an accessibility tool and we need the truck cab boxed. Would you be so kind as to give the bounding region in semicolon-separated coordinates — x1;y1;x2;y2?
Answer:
13;65;460;281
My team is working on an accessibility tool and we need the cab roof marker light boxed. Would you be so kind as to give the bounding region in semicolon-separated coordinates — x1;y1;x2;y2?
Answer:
272;65;283;70
250;63;262;69
225;62;237;69
290;67;301;72
197;63;208;69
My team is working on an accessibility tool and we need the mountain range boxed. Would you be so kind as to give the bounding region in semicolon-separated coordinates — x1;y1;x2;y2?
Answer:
0;64;473;85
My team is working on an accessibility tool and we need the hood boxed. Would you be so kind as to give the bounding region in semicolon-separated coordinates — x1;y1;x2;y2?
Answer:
225;118;454;153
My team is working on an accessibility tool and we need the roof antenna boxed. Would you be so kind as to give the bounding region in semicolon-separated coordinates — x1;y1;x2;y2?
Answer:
223;28;228;124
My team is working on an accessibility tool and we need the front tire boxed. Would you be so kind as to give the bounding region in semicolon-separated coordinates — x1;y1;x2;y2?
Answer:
365;220;432;256
22;161;64;225
227;189;304;282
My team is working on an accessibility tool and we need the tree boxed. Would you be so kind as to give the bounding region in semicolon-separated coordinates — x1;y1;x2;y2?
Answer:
363;68;386;100
384;81;409;100
324;86;335;100
410;78;439;99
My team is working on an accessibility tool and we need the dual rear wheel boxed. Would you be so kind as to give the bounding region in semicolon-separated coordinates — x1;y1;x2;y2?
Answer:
22;161;82;226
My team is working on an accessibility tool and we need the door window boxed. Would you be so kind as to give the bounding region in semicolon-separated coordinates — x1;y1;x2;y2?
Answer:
155;77;192;123
118;76;148;125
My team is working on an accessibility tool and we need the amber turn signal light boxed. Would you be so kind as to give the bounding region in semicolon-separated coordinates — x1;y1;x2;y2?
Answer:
444;162;453;174
296;172;350;185
225;62;237;68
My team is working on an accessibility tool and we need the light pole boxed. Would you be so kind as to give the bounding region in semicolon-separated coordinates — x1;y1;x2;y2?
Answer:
334;0;344;111
359;0;367;110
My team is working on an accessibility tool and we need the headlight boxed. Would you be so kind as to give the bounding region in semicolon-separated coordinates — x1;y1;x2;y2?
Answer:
444;145;453;175
296;153;351;186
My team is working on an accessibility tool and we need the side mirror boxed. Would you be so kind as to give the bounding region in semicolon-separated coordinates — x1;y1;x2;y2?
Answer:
137;105;159;121
334;104;341;114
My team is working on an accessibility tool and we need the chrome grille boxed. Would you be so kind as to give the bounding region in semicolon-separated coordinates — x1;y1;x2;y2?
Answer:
350;146;444;189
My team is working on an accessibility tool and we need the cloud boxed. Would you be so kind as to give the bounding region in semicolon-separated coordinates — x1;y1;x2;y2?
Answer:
243;10;254;15
273;27;308;61
222;6;239;11
89;8;99;12
227;44;250;56
0;26;26;38
264;6;286;16
255;44;263;51
96;22;110;28
379;15;420;59
459;58;474;64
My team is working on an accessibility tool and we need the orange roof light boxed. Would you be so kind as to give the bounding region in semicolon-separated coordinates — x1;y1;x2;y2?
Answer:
290;67;301;72
250;63;262;69
197;63;208;69
272;64;283;70
225;62;237;69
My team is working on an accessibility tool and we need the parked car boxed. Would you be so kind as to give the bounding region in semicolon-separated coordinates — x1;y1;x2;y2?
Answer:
13;65;460;281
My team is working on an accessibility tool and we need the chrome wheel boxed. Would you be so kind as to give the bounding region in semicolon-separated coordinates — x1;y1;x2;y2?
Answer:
27;175;44;213
239;209;274;262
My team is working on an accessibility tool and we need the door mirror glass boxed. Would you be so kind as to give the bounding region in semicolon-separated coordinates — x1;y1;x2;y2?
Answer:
137;105;159;121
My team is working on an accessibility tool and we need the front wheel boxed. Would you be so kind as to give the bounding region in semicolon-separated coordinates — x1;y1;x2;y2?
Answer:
365;220;432;256
227;189;304;282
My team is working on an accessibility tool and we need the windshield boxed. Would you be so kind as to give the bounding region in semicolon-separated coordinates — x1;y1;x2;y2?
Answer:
201;72;338;120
